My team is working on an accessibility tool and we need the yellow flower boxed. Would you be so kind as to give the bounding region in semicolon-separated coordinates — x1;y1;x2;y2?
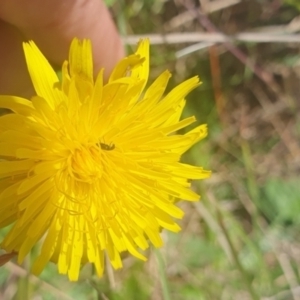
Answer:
0;38;210;281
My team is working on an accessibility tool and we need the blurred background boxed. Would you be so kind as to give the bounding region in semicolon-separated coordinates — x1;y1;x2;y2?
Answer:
1;0;300;299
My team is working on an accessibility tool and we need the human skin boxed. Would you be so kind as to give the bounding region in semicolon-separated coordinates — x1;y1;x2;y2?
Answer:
0;0;124;97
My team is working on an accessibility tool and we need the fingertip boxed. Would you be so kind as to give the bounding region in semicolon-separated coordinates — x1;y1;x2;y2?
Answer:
0;0;125;81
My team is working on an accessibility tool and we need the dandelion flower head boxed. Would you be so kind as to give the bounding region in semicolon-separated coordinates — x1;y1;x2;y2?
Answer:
0;38;210;281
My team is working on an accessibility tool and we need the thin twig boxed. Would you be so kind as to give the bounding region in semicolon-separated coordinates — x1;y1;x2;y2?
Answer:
4;262;73;300
251;84;300;159
122;32;300;45
277;253;300;300
105;253;116;289
194;197;233;264
165;0;241;30
262;286;300;300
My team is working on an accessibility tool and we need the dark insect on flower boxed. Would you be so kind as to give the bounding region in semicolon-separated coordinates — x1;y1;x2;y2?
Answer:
99;143;115;151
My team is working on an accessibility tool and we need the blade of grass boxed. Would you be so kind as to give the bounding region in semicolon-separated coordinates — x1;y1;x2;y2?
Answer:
154;248;171;300
216;208;260;300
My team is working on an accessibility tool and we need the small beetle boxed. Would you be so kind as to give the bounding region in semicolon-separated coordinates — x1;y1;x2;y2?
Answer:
99;142;115;151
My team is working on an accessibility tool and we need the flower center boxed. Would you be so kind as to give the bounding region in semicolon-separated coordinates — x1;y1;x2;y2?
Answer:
68;145;103;183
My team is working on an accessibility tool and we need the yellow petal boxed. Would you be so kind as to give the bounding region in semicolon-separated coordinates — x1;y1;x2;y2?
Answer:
69;38;93;84
0;96;33;115
23;41;62;108
131;39;150;90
